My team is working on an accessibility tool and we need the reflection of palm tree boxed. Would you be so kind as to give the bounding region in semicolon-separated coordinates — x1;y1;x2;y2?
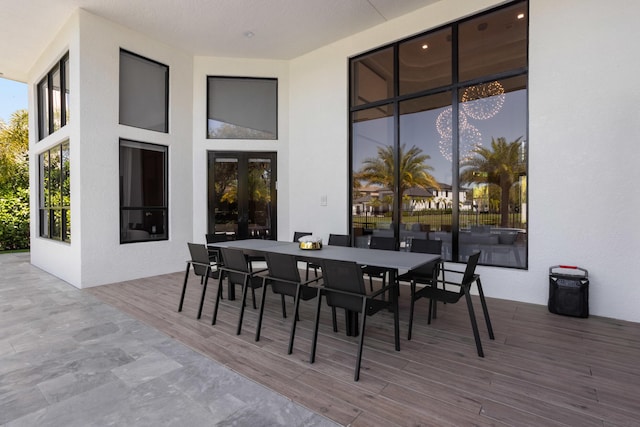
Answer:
356;144;439;217
460;137;525;227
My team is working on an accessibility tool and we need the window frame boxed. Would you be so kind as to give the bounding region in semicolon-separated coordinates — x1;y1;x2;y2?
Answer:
39;141;71;242
206;76;278;140
349;0;529;269
119;139;169;244
37;53;69;141
119;49;170;133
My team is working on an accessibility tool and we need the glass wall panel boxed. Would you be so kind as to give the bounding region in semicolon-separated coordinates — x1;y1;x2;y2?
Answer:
399;91;452;258
248;158;272;239
351;47;394;107
211;158;239;237
351;104;394;247
399;29;452;95
458;75;527;267
64;56;70;123
38;79;49;139
37;53;69;140
51;65;61;132
39;142;70;242
458;3;528;82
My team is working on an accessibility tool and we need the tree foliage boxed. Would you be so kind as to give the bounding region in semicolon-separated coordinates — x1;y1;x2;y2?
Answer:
460;137;526;227
355;144;439;216
0;109;30;250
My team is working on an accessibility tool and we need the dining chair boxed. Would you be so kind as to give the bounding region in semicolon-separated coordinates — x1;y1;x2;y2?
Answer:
305;233;350;279
396;239;443;340
310;258;398;381
212;247;267;335
293;231;312;242
178;243;219;319
256;252;321;354
411;251;494;357
361;236;395;292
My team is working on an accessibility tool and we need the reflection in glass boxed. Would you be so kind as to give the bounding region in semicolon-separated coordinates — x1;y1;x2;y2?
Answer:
248;158;272;239
52;66;61;132
38;79;49;139
351;47;394;107
213;158;239;237
399;28;452;95
458;2;528;82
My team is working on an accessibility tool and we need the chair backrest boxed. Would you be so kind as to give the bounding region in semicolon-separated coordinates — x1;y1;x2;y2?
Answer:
462;251;482;285
265;252;301;296
321;259;367;312
410;238;442;255
328;233;350;247
220;247;250;285
293;231;312;242
187;243;211;277
369;236;395;251
206;233;229;244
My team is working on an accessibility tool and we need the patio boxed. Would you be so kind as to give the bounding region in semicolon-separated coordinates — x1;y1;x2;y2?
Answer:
3;252;640;425
88;258;640;426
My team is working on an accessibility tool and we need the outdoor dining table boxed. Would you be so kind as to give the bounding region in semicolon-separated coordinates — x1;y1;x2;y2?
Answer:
208;238;441;350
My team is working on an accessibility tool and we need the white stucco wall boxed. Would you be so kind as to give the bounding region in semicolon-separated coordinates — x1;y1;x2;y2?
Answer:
288;0;640;322
30;10;194;288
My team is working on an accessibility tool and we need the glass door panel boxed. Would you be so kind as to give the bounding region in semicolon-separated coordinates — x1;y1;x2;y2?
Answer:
208;152;276;240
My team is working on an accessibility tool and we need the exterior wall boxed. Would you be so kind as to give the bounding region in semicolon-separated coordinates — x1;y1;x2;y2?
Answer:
191;57;290;243
29;10;194;288
288;0;640;322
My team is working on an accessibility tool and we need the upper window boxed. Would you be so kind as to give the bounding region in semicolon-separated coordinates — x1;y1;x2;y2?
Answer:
39;141;70;242
119;49;169;133
350;0;528;269
119;139;168;243
37;53;70;140
207;77;277;139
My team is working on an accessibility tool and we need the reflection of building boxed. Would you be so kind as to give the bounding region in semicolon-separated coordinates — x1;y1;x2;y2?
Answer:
352;183;470;213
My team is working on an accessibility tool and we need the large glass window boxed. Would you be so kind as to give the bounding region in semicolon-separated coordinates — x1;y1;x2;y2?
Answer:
119;140;168;243
119;49;169;133
39;142;70;242
350;0;528;269
207;77;277;139
37;53;69;140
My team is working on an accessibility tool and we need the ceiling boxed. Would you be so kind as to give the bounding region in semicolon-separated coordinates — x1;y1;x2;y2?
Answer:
0;0;441;82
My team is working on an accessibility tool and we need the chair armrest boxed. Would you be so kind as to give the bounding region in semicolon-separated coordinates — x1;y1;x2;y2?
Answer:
187;260;215;268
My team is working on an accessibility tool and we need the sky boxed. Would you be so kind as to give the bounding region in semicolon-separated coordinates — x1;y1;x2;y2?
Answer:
0;78;28;123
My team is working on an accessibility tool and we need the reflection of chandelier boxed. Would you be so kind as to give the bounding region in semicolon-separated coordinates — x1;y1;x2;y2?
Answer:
461;81;505;120
439;122;482;162
436;106;467;139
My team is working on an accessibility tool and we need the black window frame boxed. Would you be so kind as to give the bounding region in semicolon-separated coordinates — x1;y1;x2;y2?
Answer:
206;76;278;140
349;0;529;269
119;139;169;244
119;49;170;133
37;53;69;141
39;141;71;242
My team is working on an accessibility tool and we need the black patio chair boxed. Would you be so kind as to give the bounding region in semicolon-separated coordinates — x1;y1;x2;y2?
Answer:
310;258;398;381
396;239;443;340
411;251;494;357
178;243;219;319
361;236;395;292
256;252;321;354
305;233;350;279
212;247;267;335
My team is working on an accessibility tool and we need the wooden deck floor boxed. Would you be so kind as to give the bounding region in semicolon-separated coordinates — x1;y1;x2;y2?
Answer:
87;271;640;426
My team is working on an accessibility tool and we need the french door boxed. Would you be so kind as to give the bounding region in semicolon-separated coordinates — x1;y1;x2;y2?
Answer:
207;151;277;240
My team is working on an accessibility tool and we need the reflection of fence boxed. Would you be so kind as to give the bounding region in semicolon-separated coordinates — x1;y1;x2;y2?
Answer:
352;209;526;232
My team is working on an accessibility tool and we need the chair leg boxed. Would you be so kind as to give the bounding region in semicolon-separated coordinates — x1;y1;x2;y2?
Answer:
463;286;484;357
305;264;310;281
476;278;495;340
178;263;190;312
390;271;400;351
310;292;323;363
212;274;224;325
255;278;268;341
196;268;210;319
251;287;257;310
280;294;287;318
288;285;303;354
368;274;374;292
354;299;368;381
237;277;250;335
408;281;416;340
331;307;338;332
427;298;434;325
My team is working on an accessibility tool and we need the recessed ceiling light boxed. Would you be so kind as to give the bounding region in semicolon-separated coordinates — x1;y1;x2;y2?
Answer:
517;13;525;19
421;44;428;50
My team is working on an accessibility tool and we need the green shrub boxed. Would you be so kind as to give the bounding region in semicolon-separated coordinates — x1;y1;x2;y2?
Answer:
0;188;30;250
